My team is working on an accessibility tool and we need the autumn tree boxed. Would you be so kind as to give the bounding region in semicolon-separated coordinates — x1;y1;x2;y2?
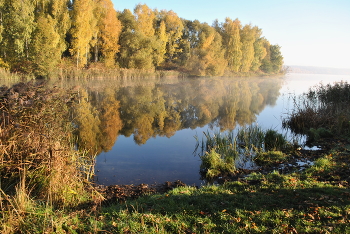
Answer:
240;24;256;72
220;18;242;72
134;4;155;37
94;0;122;67
158;10;184;64
0;0;5;68
186;21;227;76
251;34;267;71
270;44;284;73
153;20;168;67
49;0;71;55
70;0;97;68
0;0;35;71
29;14;61;77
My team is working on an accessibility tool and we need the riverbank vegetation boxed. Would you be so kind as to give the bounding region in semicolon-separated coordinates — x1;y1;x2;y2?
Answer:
196;126;289;181
0;0;283;79
1;80;350;233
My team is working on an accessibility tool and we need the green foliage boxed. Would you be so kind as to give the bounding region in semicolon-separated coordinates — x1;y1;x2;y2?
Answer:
1;0;35;69
270;44;284;73
185;22;227;76
251;35;267;71
236;125;265;149
255;151;287;166
307;127;333;143
200;149;236;179
305;154;334;176
240;24;256;72
264;129;287;151
220;18;243;72
117;8;156;70
30;14;61;77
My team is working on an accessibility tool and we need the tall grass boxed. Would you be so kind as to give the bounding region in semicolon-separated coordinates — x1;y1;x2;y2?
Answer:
0;68;35;86
0;81;98;233
49;62;183;80
196;125;288;181
283;81;350;137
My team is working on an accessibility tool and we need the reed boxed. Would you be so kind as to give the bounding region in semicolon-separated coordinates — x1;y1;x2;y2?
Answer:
283;81;350;138
48;63;182;80
196;125;288;181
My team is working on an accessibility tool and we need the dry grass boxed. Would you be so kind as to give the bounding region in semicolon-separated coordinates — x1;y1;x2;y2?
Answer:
0;81;99;233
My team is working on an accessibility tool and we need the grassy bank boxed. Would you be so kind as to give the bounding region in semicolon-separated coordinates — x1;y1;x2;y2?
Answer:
1;80;350;233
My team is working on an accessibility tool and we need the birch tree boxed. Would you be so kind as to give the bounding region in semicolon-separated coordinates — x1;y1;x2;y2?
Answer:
70;0;97;68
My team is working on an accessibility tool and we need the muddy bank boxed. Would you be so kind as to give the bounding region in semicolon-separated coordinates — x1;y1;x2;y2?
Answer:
97;180;188;204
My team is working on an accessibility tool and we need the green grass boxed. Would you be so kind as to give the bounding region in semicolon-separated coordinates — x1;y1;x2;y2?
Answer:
255;150;288;166
3;170;349;233
85;172;350;233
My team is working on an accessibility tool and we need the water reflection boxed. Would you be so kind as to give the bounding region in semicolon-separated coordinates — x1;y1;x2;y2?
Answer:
73;77;283;155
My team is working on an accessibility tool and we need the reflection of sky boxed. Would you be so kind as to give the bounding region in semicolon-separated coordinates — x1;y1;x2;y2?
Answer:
95;73;350;186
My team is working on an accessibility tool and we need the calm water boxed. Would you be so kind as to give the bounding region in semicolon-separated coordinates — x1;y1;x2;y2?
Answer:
75;73;350;186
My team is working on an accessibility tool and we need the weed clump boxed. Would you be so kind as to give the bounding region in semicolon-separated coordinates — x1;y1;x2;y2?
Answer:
283;81;350;138
197;126;288;182
200;149;235;180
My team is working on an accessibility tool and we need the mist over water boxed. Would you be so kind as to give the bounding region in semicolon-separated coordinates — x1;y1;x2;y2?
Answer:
70;73;350;186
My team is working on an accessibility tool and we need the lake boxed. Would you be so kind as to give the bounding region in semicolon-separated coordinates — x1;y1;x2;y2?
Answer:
70;73;350;186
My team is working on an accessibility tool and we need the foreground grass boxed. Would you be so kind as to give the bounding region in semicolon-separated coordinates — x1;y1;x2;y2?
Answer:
97;179;349;233
5;170;349;233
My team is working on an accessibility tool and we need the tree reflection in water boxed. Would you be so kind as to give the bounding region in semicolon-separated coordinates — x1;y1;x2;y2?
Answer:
72;77;283;155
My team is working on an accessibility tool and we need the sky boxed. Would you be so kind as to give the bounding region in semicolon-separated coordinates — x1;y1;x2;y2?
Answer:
111;0;350;69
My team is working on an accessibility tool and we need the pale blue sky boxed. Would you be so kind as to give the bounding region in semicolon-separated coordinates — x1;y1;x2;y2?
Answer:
111;0;350;69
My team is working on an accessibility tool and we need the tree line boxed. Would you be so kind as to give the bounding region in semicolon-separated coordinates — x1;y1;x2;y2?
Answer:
0;0;283;77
